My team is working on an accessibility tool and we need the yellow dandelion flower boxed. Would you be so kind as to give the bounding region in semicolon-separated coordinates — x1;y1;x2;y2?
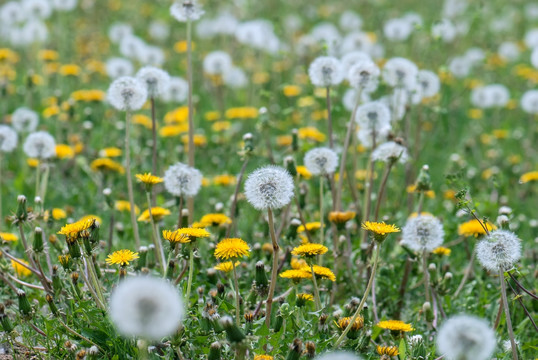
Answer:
214;261;240;273
277;135;293;147
214;238;250;260
58;217;97;238
159;124;189;137
298;126;326;142
297;222;322;233
199;213;232;227
181;134;207;147
298;96;315;107
52;208;67;220
213;174;236;186
283;85;302;97
253;72;270;84
132;114;152;129
520;171;538;184
137;207;171;222
115;200;140;215
406;184;435;198
204;111;220;121
279;269;312;281
163;228;211;244
362;221;400;237
55;144;74;159
211;121;231;132
11;259;31;277
296;165;312;179
99;147;122;158
105;249;139;266
79;215;102;225
377;345;399;356
254;356;273;360
377;320;414;332
59;64;81;76
0;233;18;242
336;316;364;331
290;257;308;269
328;211;356;224
90;158;125;174
432;247;451;256
458;219;496;237
291;243;328;257
225;107;258;119
297;293;314;302
136;173;163;186
302;265;336;281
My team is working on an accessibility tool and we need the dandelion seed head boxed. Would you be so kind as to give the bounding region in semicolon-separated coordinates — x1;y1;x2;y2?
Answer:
51;0;78;11
382;57;418;89
371;141;409;164
22;0;52;19
384;18;414;41
476;229;521;272
106;58;134;79
347;60;380;92
163;162;203;198
355;101;392;141
161;76;188;103
521;90;538;114
308;56;344;87
314;351;362;360
107;76;148;111
436;315;496;360
12;107;39;133
0;125;18;153
136;66;170;98
23;131;56;159
203;51;232;76
341;51;371;72
304;147;339;175
401;214;445;252
415;70;440;99
170;0;204;22
244;166;294;210
109;276;184;340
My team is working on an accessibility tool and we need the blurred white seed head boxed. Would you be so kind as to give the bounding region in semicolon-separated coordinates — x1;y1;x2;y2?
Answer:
244;166;294;210
109;276;184;340
136;66;170;98
401;214;445;252
51;0;78;11
521;90;538;114
436;315;496;360
108;23;133;44
170;0;204;22
371;141;409;164
12;107;39;133
355;101;392;142
106;58;134;79
161;76;188;103
476;230;521;272
23;131;56;159
382;57;418;90
308;56;344;87
304;147;339;175
314;351;362;360
163;162;203;198
347;60;380;91
0;125;18;153
203;51;232;76
107;76;148;111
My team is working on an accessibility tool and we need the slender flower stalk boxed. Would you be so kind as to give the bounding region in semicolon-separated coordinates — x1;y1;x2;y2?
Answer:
125;111;141;248
500;271;518;360
265;208;279;328
373;160;395;221
150;98;158;204
232;261;241;326
186;18;195;225
145;192;166;273
326;86;334;148
310;264;322;311
319;176;324;244
185;244;195;304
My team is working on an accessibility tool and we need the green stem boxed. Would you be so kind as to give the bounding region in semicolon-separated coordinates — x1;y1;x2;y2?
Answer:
265;208;279;328
146;191;166;273
125;110;141;248
326;86;333;148
185;245;194;304
500;271;518;360
232;260;241;326
186;18;194;226
422;249;431;304
335;243;381;347
310;264;321;311
319;176;324;244
85;254;105;306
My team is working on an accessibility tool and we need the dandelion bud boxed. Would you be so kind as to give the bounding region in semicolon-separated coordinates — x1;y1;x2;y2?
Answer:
291;128;299;152
496;214;510;229
66;237;81;259
286;338;303;360
217;282;225;296
208;341;221;360
76;350;86;360
88;345;99;356
415;165;431;191
428;263;436;271
16;195;28;221
52;265;62;294
65;341;77;352
166;259;176;279
242;132;254;153
46;294;59;316
319;313;329;333
423;301;433;323
255;261;269;295
17;289;32;316
220;316;245;343
305;341;316;358
59;254;72;271
146;244;156;268
33;227;43;253
0;303;14;332
284;156;297;177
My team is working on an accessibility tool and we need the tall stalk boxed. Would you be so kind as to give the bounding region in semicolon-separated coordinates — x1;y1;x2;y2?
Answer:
326;86;334;149
185;244;195;304
500;271;518;360
232;261;241;326
265;208;279;328
186;18;195;225
150;97;158;207
125;110;141;248
310;264;322;311
146;192;166;273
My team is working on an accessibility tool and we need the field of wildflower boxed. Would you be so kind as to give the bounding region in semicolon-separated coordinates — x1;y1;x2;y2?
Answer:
0;0;537;359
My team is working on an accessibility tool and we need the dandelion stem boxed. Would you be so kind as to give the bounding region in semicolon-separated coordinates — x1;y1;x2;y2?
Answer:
146;191;166;273
186;18;195;226
310;264;322;311
35;162;41;202
319;176;324;245
124;110;141;248
185;245;195;305
58;318;104;353
39;163;50;207
226;157;249;238
265;208;280;328
0;154;3;230
85;254;105;306
454;248;476;298
176;196;184;229
232;260;241;326
499;271;518;360
422;249;431;304
335;243;381;347
77;261;105;310
326;86;334;148
150;97;158;180
17;223;52;293
374;161;394;221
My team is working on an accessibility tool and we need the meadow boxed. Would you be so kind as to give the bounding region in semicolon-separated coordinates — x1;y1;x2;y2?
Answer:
0;0;537;359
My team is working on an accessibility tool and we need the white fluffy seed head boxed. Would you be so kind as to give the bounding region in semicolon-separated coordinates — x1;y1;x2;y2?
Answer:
12;107;39;133
109;276;184;340
521;90;538;114
436;315;496;360
106;58;134;79
161;76;188;103
304;147;339;175
354;101;392;140
314;351;362;360
382;57;418;90
163;162;203;198
371;141;409;164
203;51;232;75
244;165;294;210
107;76;148;111
136;66;170;98
0;125;18;153
170;0;204;22
476;230;521;272
308;56;344;87
23;131;56;159
416;70;441;99
347;60;380;92
401;214;445;252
